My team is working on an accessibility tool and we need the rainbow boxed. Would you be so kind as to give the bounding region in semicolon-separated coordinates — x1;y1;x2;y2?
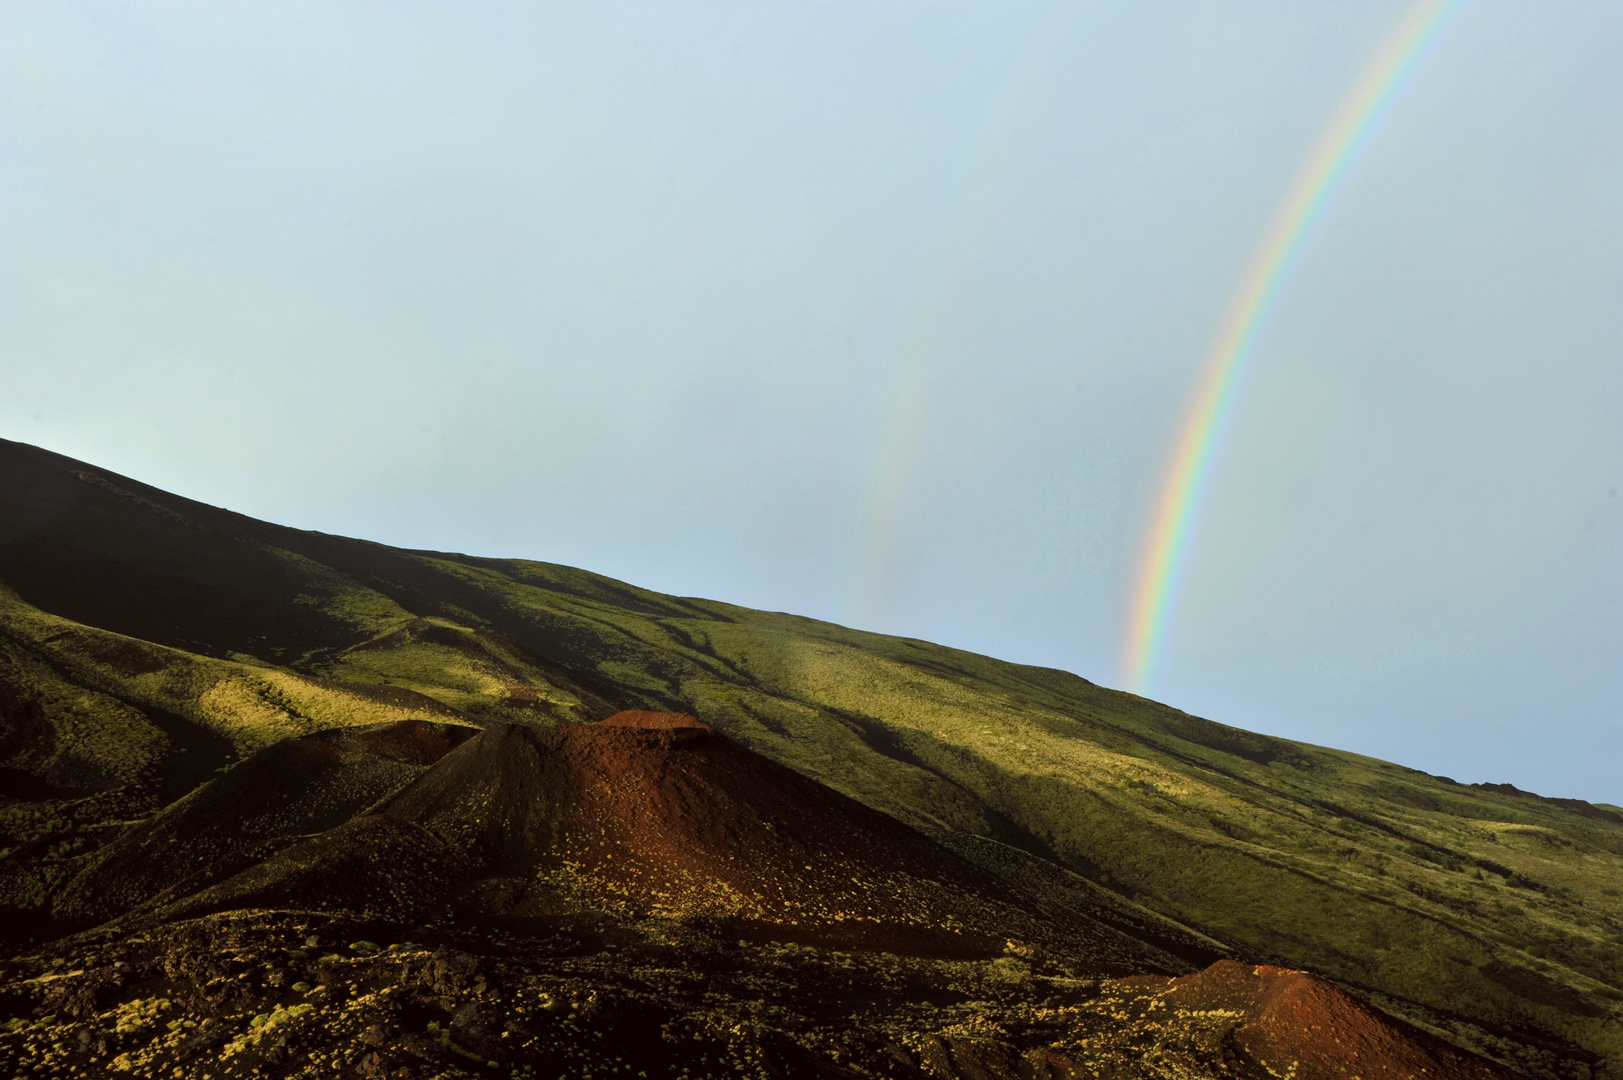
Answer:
1122;0;1458;695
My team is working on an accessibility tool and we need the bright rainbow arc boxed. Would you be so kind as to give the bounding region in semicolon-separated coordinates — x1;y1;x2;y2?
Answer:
1123;0;1457;695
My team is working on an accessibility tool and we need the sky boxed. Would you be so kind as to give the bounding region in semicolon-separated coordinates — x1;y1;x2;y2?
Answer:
2;2;1620;803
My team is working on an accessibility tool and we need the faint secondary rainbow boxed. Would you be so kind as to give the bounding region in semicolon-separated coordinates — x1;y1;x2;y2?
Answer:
840;9;1057;629
1123;0;1458;695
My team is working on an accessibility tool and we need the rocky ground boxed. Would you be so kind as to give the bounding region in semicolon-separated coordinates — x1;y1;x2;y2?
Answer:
0;906;1514;1080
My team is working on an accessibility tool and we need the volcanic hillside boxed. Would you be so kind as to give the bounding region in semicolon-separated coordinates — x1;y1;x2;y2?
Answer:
2;438;1621;1079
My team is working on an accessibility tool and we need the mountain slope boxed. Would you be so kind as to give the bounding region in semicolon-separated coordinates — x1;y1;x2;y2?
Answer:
1;437;1620;1077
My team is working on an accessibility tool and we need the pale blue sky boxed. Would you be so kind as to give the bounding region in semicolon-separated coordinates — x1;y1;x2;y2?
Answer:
3;2;1619;801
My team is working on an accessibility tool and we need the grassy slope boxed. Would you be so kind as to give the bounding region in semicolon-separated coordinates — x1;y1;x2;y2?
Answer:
1;439;1619;1075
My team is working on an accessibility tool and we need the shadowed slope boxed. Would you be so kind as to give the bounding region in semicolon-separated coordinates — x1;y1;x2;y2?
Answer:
52;721;474;925
156;814;468;924
0;437;625;720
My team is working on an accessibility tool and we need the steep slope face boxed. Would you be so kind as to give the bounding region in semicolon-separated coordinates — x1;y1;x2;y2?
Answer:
2;438;1621;1077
